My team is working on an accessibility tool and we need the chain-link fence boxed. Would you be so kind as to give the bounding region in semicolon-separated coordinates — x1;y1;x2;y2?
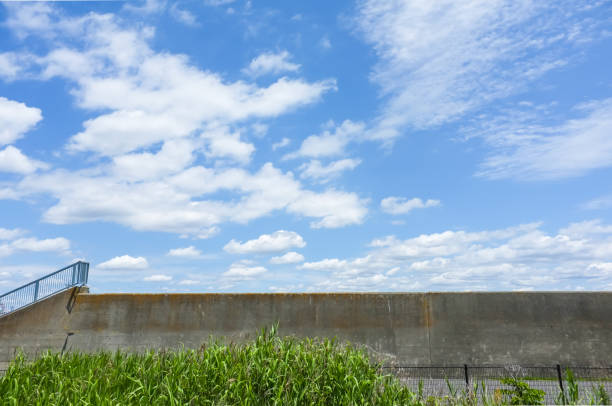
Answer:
1;362;610;403
383;365;612;404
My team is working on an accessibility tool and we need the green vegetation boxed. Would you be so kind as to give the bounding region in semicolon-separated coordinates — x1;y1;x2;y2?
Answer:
499;377;545;405
557;368;611;405
1;326;417;405
1;327;609;405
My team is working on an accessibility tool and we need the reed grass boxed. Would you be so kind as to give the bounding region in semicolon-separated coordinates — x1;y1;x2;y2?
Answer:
0;325;416;405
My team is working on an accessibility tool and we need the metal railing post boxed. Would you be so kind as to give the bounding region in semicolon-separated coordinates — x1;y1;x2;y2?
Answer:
34;280;39;302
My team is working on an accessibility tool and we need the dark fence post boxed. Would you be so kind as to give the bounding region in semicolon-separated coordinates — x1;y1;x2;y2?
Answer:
557;364;566;404
464;364;469;388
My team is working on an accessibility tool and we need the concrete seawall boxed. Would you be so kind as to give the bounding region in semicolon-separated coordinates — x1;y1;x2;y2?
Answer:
1;290;610;366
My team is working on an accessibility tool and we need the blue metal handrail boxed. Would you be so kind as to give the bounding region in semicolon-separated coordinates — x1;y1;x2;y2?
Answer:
0;261;89;317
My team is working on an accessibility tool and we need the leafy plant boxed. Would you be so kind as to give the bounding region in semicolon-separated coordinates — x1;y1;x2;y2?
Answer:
500;377;546;405
0;325;419;405
565;368;581;404
590;384;610;405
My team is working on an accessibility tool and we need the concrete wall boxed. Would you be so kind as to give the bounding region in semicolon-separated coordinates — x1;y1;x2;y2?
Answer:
1;290;610;367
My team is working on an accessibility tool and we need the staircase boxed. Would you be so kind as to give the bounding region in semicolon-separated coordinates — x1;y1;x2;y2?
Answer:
0;261;89;318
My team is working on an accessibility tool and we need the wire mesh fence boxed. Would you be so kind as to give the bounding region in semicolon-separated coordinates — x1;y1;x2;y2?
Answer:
1;360;610;403
383;365;612;404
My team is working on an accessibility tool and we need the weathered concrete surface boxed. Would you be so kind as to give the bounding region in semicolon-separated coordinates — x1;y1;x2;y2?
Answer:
1;291;610;366
0;287;87;366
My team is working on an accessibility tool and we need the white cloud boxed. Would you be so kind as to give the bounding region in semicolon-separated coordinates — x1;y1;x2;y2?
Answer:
0;52;25;80
299;220;612;291
301;258;348;271
380;197;440;215
223;262;267;279
167;246;202;258
0;228;24;240
476;98;612;180
0;97;42;146
194;226;220;240
300;158;361;182
169;4;198;26
15;162;367;234
224;230;305;254
10;237;70;253
243;50;300;77
0;237;70;258
98;255;148;270
111;139;196;181
251;122;268;137
272;137;290;150
4;3;56;39
270;251;305;264
582;195;612;210
144;274;172;282
8;10;334;158
319;36;332;50
0;229;70;258
355;0;600;140
1;9;366;235
0;146;48;174
178;279;200;285
287;190;368;228
204;0;235;6
123;0;166;15
201;126;254;164
558;219;612;238
285;120;364;160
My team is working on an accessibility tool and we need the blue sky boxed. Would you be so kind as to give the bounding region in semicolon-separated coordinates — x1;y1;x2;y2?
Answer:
0;0;611;293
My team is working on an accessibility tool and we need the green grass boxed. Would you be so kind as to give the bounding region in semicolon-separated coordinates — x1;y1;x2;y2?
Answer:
2;326;610;405
0;326;417;405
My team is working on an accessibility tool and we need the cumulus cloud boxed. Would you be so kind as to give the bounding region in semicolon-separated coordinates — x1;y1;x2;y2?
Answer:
285;120;364;160
0;7;366;235
178;279;200;285
201;126;254;164
301;258;348;271
272;137;290;150
380;197;440;215
0;228;24;240
287;190;368;228
0;52;27;80
4;9;334;158
298;220;612;291
98;255;149;270
243;50;300;77
10;237;70;252
0;146;48;174
110;139;196;181
144;274;172;282
0;234;71;258
0;97;42;146
270;251;305;264
223;261;267;279
169;4;198;26
224;230;305;254
299;158;361;183
167;246;202;258
13;162;367;234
